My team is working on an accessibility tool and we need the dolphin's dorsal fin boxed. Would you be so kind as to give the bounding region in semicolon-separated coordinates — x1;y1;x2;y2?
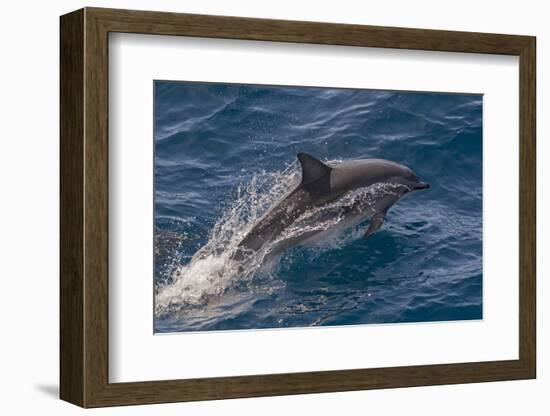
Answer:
297;153;332;198
297;153;331;185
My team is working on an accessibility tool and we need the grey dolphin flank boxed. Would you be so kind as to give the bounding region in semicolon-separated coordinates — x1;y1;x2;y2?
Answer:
233;153;429;260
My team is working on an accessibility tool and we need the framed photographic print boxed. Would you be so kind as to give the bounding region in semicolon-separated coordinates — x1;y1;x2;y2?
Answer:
60;7;536;407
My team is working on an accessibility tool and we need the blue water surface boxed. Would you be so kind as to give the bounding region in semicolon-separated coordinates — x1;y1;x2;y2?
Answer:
154;81;482;333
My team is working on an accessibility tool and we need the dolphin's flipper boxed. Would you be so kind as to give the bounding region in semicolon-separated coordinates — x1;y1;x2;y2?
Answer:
364;212;386;238
297;153;332;197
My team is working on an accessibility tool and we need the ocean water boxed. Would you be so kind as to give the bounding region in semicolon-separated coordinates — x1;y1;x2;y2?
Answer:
153;81;483;333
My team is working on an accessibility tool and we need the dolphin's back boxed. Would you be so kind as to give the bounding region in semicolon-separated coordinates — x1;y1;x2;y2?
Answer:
330;159;416;194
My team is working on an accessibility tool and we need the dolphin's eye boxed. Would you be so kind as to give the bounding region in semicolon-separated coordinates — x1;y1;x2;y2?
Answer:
406;172;418;183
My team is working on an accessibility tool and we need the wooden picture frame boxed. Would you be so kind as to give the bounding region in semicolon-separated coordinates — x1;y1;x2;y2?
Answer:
60;7;536;408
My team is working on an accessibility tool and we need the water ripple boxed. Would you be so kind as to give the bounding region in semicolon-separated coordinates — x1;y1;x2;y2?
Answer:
153;82;482;332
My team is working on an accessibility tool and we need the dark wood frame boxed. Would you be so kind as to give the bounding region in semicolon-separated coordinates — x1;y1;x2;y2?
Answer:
60;7;536;408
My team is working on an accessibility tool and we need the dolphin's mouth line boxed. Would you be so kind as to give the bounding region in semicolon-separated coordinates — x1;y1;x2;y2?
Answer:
413;182;430;190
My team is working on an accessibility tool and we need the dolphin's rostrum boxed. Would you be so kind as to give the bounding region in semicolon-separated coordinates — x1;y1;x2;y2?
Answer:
233;153;429;261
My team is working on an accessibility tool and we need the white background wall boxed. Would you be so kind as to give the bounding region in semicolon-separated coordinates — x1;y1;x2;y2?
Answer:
0;0;545;414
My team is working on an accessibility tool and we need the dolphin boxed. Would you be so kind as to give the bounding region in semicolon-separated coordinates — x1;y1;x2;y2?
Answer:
233;153;429;261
